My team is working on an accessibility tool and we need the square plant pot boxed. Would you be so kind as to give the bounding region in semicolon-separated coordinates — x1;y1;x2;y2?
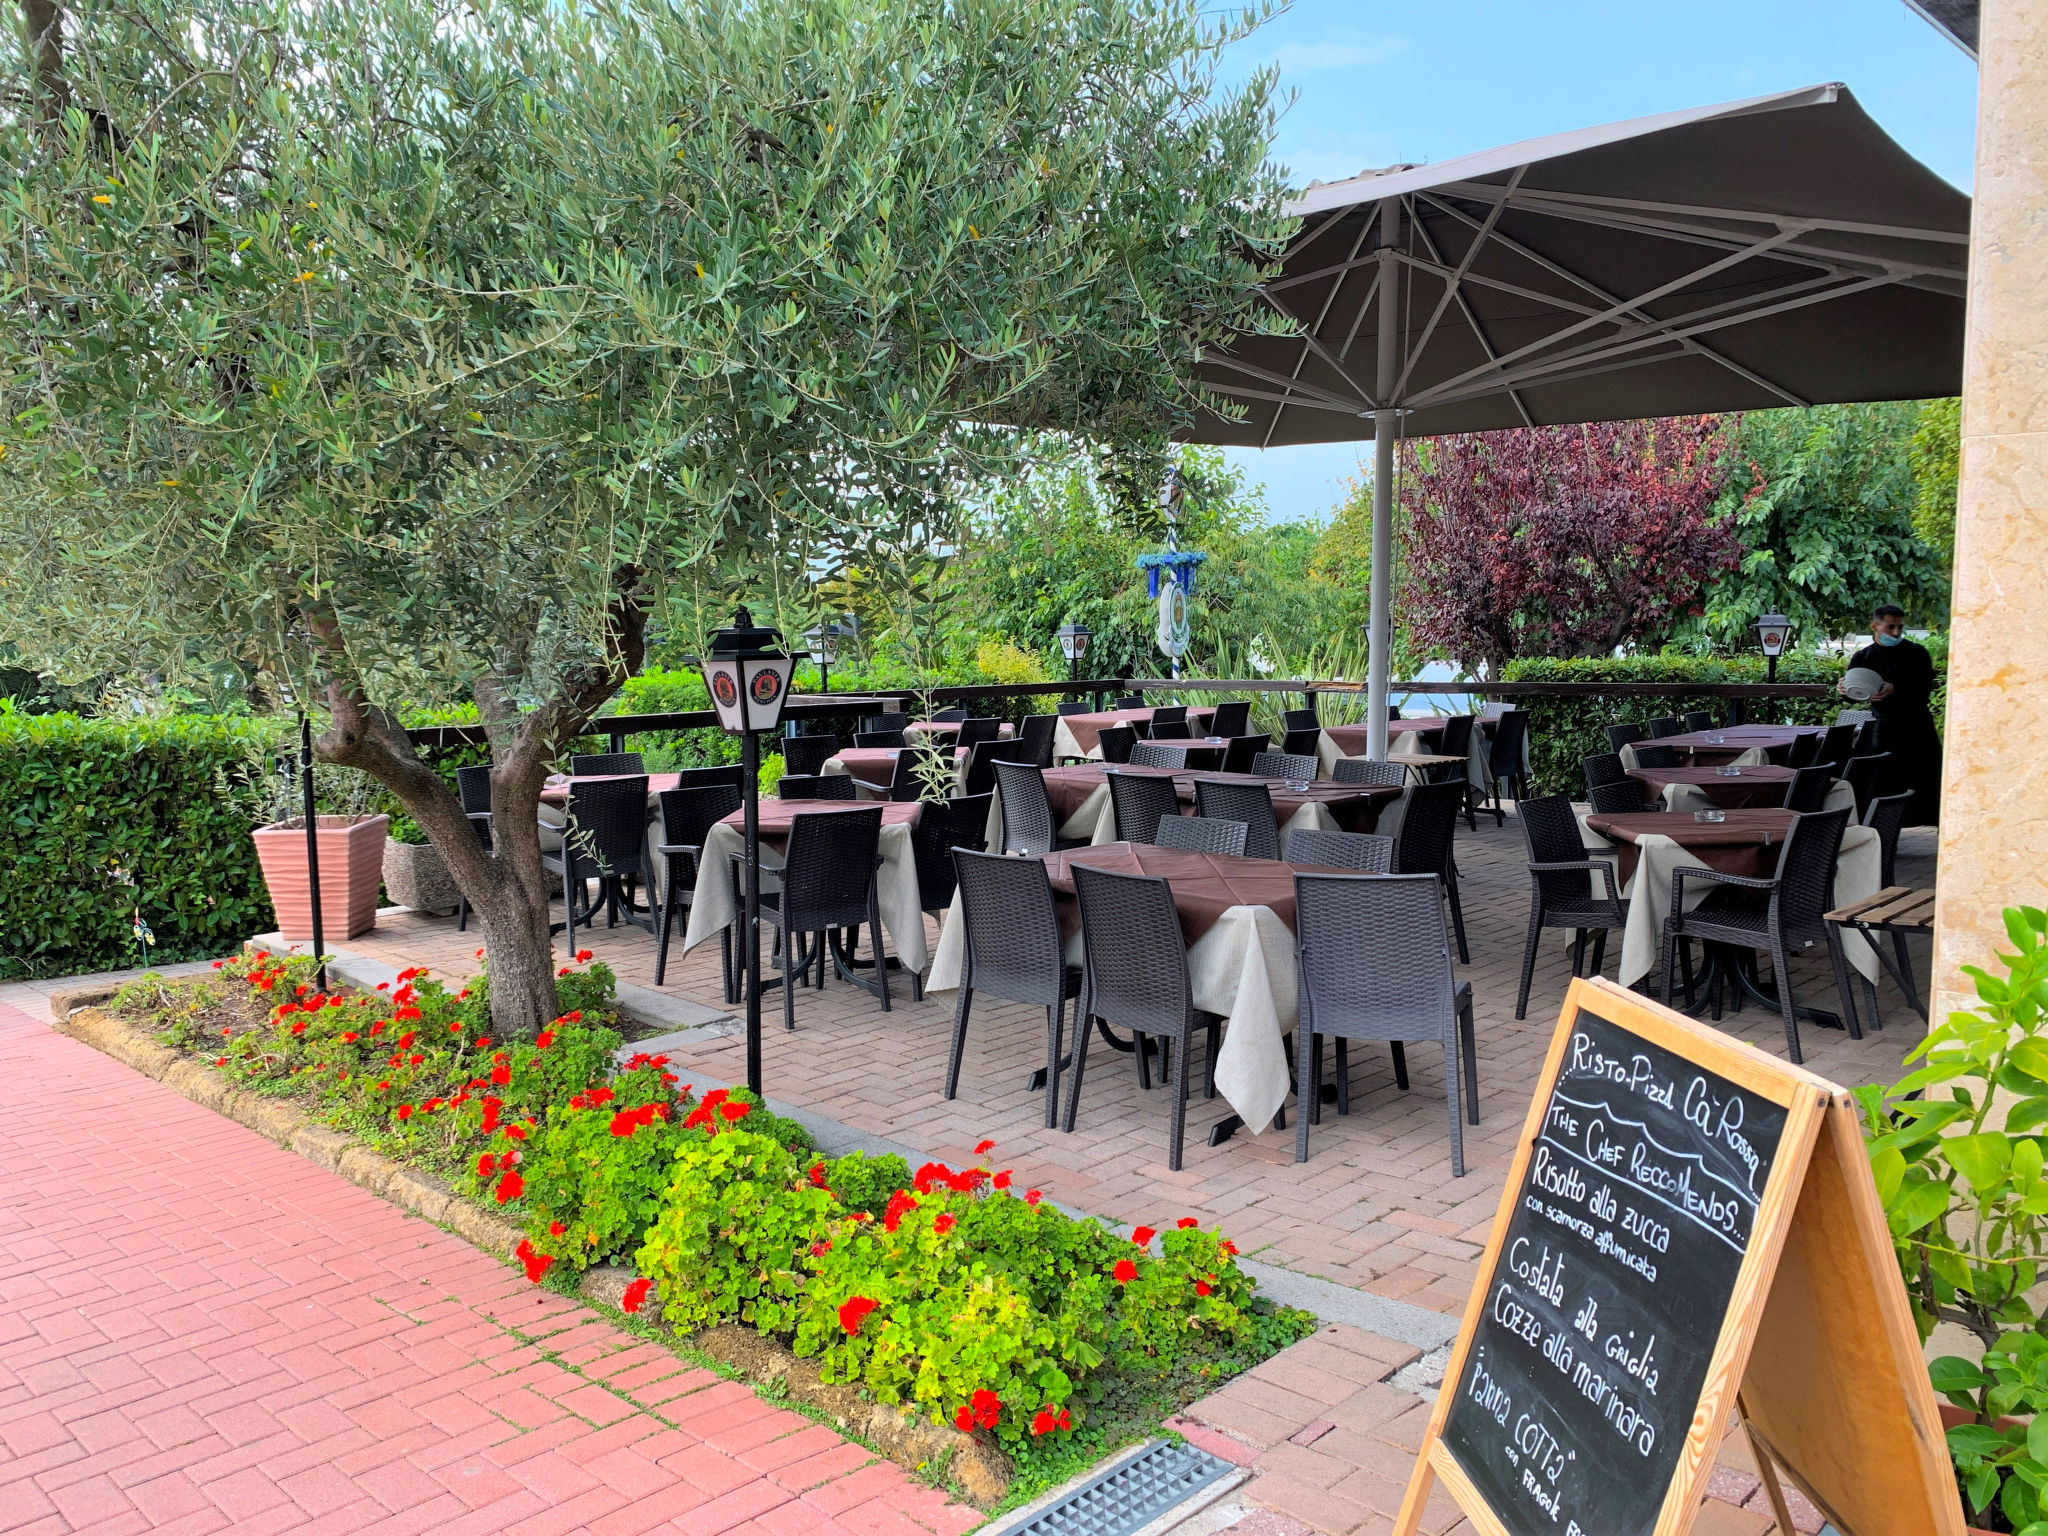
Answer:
382;837;462;917
251;815;389;942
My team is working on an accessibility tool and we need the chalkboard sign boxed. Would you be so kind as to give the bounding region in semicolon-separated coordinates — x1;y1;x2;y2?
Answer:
1394;978;1967;1536
1438;1005;1787;1536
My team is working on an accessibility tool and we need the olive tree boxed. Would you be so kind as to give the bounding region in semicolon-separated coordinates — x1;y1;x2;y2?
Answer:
0;0;1288;1035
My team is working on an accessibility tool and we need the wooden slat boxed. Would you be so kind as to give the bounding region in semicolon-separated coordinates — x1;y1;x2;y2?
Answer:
1825;886;1914;923
1865;890;1938;928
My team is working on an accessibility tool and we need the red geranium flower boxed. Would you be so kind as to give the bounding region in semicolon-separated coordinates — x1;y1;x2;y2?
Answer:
480;1097;502;1132
558;967;571;977
621;1277;653;1314
575;949;593;963
1177;1217;1199;1229
504;1123;528;1141
1196;1280;1212;1297
340;1031;358;1043
549;1221;566;1237
477;1154;496;1176
534;1031;554;1048
809;1240;832;1257
882;1190;918;1233
837;1296;877;1336
932;1213;956;1237
1113;1259;1137;1284
609;1110;639;1138
1025;1189;1042;1207
1220;1240;1238;1256
1057;1408;1071;1430
973;1139;995;1155
1031;1409;1056;1436
971;1390;1001;1429
396;1104;414;1121
719;1100;750;1123
491;1064;510;1086
1130;1226;1155;1247
809;1162;829;1188
956;1406;974;1433
514;1238;553;1284
495;1170;524;1204
992;1170;1012;1190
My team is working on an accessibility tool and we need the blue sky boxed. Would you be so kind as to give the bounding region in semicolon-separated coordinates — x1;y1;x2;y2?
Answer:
1212;0;1980;524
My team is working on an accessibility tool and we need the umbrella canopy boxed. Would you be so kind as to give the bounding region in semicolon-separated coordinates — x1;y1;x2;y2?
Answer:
1184;83;1969;754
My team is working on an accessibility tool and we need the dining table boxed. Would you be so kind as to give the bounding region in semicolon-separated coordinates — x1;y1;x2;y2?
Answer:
980;763;1402;855
926;840;1353;1137
1622;724;1824;769
904;719;1014;744
679;799;933;976
1625;763;1804;811
822;746;969;797
1052;706;1217;762
1318;716;1524;789
1579;807;1880;992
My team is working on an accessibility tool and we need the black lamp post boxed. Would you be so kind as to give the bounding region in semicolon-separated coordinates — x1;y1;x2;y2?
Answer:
693;607;796;1097
1056;620;1092;688
1754;612;1792;684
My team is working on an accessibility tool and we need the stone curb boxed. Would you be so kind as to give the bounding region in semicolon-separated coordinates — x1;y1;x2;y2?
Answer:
50;1003;1011;1504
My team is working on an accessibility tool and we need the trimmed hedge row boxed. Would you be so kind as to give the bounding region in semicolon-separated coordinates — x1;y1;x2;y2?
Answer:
0;711;277;980
1500;655;1948;798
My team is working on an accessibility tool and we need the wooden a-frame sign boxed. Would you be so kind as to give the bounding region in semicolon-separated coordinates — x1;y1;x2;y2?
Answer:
1393;977;1963;1536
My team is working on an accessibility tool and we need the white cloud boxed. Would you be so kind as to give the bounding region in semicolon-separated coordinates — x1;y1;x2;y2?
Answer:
1271;33;1409;72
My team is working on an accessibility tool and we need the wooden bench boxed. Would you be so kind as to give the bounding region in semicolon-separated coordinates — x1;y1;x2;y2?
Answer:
1824;886;1933;1027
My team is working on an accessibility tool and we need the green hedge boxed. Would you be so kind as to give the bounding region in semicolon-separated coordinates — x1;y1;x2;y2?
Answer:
0;711;277;980
1499;655;1947;798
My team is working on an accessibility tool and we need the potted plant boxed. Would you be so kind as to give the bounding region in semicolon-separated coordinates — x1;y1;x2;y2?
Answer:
380;812;461;917
248;757;388;943
1860;905;2048;1535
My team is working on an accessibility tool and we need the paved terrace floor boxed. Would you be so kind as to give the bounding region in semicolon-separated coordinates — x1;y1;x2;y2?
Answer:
332;807;1941;1321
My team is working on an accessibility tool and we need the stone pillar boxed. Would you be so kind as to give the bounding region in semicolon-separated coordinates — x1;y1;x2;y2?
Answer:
1932;0;2048;1019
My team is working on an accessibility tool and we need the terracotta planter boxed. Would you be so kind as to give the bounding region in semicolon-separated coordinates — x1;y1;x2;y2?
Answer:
381;837;461;917
251;815;389;942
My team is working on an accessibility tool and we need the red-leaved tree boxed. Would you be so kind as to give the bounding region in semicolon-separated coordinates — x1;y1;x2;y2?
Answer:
1399;417;1743;676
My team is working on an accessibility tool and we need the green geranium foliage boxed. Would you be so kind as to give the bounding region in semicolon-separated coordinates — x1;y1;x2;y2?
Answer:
1860;906;2048;1532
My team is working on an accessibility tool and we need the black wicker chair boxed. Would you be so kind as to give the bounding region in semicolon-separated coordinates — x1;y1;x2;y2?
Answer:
653;784;741;989
454;765;494;933
1647;716;1684;739
1128;742;1189;770
1210;701;1252;738
1293;873;1477;1173
1684;710;1715;733
781;736;839;778
780;773;857;801
888;745;952;803
1018;714;1059;769
1252;750;1318;782
738;804;890;1028
993;760;1068;856
1152;705;1189;726
1477;709;1531;826
1279;729;1323;761
1816;724;1859;774
1392;780;1470;964
1632;742;1681;770
569;751;645;778
1582;753;1628;793
962;738;1032;798
1219;736;1266;775
1057;701;1091;716
1860;791;1918;1024
1515;795;1628;1019
1605;722;1646;753
854;729;906;749
1064;863;1223;1171
1786;731;1822;769
1843;753;1889;819
1151;719;1194;741
1193;779;1278;860
947;849;1083;1127
541;776;654;946
1095;725;1138;765
672;765;747;794
1660;807;1856;1063
908;794;993;1001
1587;778;1652;815
1110;772;1183;844
1154;815;1248;856
1783;764;1834;813
1286;828;1393;872
930;708;967;723
863;712;909;735
1114;694;1146;710
956;718;1002;750
1852;718;1883;756
1332;756;1408;789
1281;708;1319;733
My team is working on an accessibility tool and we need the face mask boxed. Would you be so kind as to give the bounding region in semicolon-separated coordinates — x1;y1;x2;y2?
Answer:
1876;632;1903;647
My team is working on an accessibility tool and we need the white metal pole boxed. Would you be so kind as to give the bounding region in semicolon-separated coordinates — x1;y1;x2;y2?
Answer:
1367;197;1400;761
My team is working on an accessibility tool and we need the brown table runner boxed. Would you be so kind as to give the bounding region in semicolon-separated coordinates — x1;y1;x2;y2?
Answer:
1040;841;1348;944
1059;706;1216;755
832;746;965;790
1583;808;1796;887
1626;764;1795;810
717;798;922;852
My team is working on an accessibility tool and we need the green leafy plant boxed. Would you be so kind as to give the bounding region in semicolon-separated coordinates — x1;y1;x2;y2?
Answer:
1860;906;2048;1533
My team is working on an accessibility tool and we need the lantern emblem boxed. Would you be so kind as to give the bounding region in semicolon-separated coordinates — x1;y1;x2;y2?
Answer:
750;667;783;706
711;670;739;708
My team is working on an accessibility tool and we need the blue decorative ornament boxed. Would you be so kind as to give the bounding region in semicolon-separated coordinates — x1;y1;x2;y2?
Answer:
1135;549;1208;599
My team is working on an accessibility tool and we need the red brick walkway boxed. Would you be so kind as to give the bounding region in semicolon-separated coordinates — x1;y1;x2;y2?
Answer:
0;1001;977;1536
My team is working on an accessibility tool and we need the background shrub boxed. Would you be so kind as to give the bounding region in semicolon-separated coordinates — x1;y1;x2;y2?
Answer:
0;710;279;979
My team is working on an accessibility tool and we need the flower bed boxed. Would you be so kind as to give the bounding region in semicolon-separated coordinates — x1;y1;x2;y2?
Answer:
109;951;1314;1507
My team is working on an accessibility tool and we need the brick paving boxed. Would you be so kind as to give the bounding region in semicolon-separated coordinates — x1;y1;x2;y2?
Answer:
332;811;1939;1321
0;998;977;1536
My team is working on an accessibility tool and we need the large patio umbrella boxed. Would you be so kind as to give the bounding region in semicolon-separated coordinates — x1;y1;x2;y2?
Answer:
1188;83;1969;756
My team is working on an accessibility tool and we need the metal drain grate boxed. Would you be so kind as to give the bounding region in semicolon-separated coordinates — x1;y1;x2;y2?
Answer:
992;1439;1236;1536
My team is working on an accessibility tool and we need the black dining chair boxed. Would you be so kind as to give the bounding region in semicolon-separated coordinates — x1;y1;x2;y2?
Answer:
1293;872;1477;1173
779;773;858;801
1783;764;1834;814
1477;709;1530;826
1581;753;1628;794
863;712;910;735
541;776;654;947
993;760;1070;856
956;718;1003;750
1852;718;1883;756
1332;756;1407;789
1152;705;1189;727
1392;780;1470;964
1859;791;1918;1025
1151;719;1194;741
908;794;993;1002
1632;742;1681;770
569;751;645;778
653;784;741;990
1279;728;1323;761
946;849;1083;1127
1660;807;1856;1064
1605;722;1646;753
930;708;967;723
741;804;891;1026
1129;742;1189;769
1786;731;1822;769
1110;771;1183;844
1193;778;1278;860
1253;750;1318;782
1219;736;1267;775
1647;716;1684;739
854;729;906;749
1515;795;1629;1019
1064;862;1222;1171
889;745;952;803
1684;710;1715;733
671;764;748;794
1209;701;1252;738
1095;725;1138;765
1286;828;1393;872
1018;714;1059;769
961;738;1032;799
454;764;494;934
1155;815;1249;856
780;735;839;779
1280;708;1319;733
1816;724;1859;774
1843;753;1889;820
1114;694;1146;710
1587;779;1651;816
1057;701;1092;716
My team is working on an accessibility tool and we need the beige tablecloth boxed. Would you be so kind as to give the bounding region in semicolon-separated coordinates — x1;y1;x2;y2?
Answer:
1319;721;1515;790
821;750;967;798
1655;777;1854;817
680;811;931;975
981;777;1407;855
1577;813;1880;987
1620;742;1768;771
926;885;1298;1135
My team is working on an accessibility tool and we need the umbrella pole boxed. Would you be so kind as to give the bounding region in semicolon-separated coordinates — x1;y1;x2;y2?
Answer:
1367;197;1400;761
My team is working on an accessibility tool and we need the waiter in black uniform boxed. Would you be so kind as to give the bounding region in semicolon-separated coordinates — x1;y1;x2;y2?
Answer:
1839;604;1941;824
